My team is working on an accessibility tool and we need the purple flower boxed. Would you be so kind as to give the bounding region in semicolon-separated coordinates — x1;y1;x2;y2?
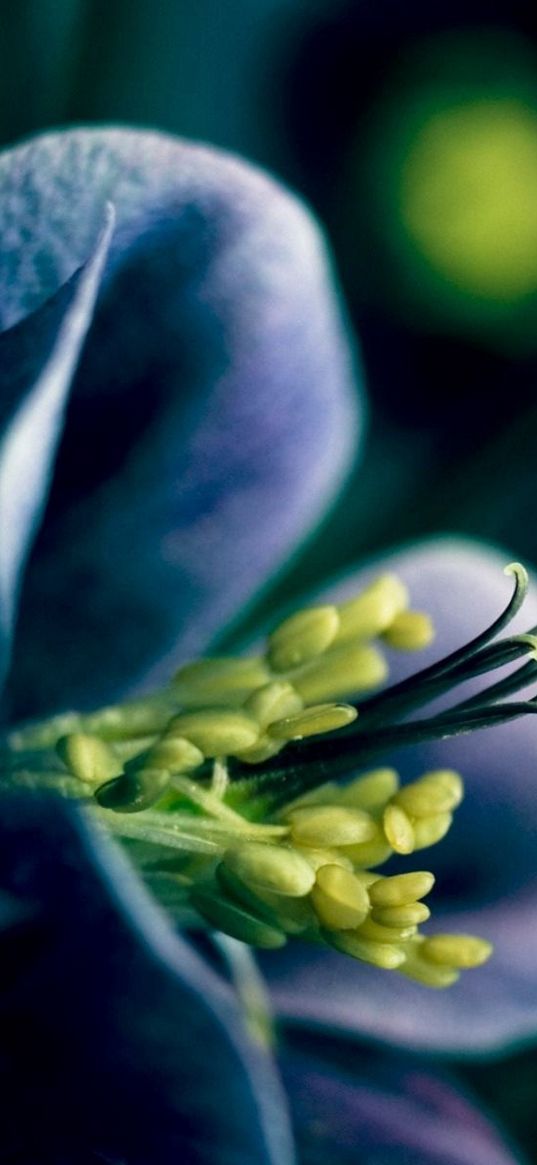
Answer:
0;127;530;1163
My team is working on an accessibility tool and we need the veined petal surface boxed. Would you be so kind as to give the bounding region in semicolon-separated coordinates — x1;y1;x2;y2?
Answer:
0;128;361;719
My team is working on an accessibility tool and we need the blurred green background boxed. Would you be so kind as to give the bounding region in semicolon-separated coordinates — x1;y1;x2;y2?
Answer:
2;0;536;1157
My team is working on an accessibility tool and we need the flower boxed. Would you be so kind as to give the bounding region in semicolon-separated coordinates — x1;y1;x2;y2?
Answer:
0;126;531;1162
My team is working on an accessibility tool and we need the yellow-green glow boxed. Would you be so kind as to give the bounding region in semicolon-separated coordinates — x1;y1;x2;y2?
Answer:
400;98;537;301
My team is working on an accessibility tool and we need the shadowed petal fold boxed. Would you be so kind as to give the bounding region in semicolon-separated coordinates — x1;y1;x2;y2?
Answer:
0;128;361;720
0;207;113;690
0;790;295;1165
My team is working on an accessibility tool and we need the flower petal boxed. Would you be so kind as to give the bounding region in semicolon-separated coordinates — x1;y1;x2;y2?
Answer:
1;128;361;719
283;1040;522;1165
265;540;537;1054
0;789;295;1165
0;207;113;692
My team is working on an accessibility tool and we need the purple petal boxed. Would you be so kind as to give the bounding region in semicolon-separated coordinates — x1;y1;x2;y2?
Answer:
0;207;113;690
283;1043;521;1165
0;790;295;1165
1;128;361;719
265;540;537;1054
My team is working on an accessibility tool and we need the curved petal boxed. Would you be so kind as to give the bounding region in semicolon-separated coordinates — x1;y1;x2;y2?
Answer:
0;790;295;1165
0;127;361;720
0;207;113;691
264;540;537;1055
283;1041;524;1165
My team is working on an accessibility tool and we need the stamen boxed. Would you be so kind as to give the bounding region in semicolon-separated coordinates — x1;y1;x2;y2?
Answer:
267;703;357;741
190;884;287;949
382;610;434;651
393;770;463;816
267;606;340;672
222;841;315;897
285;805;378;847
334;574;409;641
337;768;400;810
172;656;270;708
166;710;260;756
290;642;387;702
382;804;415;854
56;733;121;784
244;681;303;727
421;934;493;968
328;930;407;970
311;865;370;930
368;872;436;907
372;902;431;926
5;562;532;991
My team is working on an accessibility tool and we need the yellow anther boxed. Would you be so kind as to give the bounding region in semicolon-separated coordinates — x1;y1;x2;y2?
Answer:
341;836;393;868
222;842;316;897
168;710;260;756
294;846;354;872
287;804;378;847
267;702;357;741
425;769;464;800
267;606;340;672
383;803;415;854
399;941;460;988
95;768;171;812
252;892;314;935
219;864;315;935
191;885;287;948
111;736;157;761
339;768;399;811
352;870;381;888
372;902;431;927
233;736;282;764
395;770;463;817
412;813;453;850
292;643;388;703
357;916;417;943
328;930;407;969
216;863;312;934
421;934;493;969
368;872;435;908
335;574;409;642
383;610;434;651
56;733;121;784
172;656;270;707
311;865;370;930
143;736;204;773
244;680;303;727
283;781;339;814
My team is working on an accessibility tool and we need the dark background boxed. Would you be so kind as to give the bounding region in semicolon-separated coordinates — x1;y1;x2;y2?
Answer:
1;1;536;1157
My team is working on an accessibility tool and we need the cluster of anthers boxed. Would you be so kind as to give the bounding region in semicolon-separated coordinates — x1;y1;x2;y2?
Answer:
4;564;537;986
